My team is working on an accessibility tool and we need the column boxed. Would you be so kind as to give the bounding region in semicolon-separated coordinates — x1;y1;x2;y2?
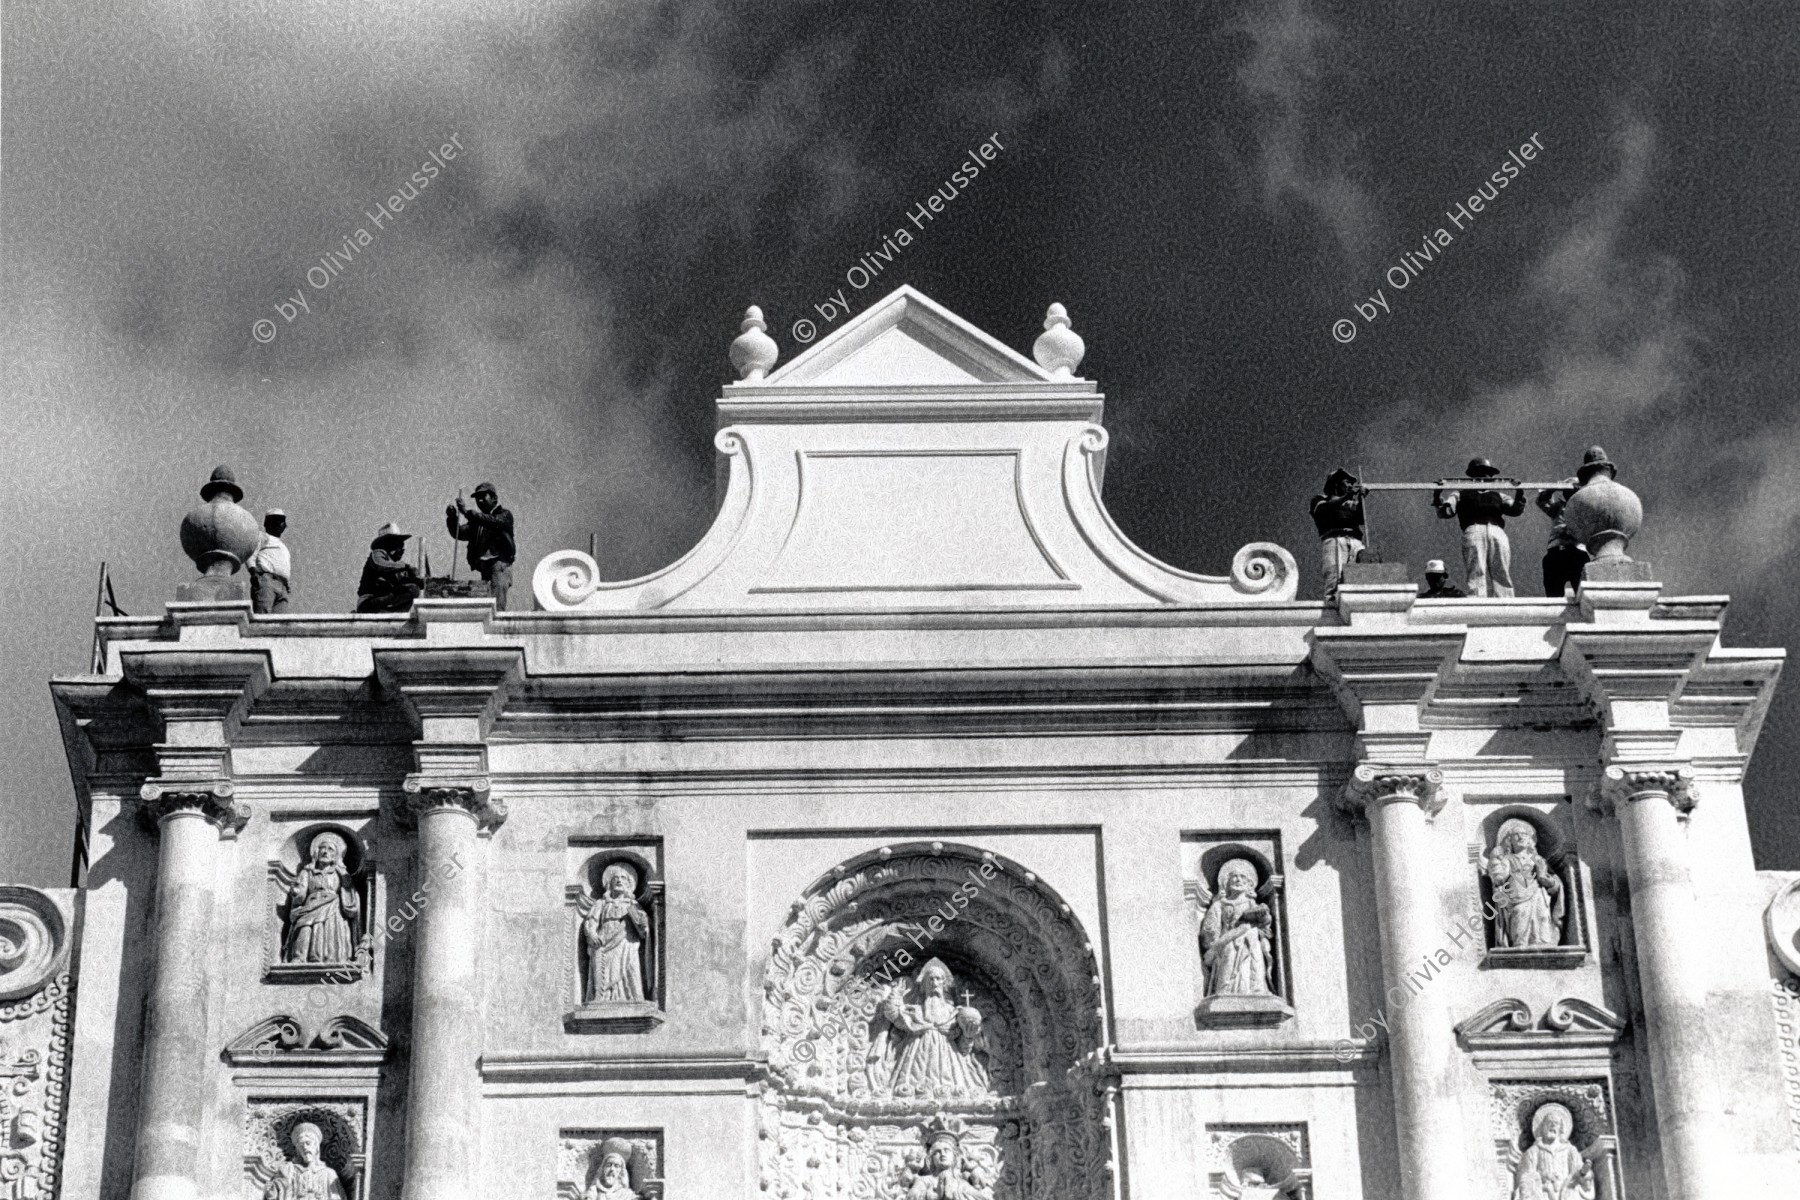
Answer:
1341;764;1471;1200
1594;764;1726;1200
395;779;503;1200
131;784;250;1200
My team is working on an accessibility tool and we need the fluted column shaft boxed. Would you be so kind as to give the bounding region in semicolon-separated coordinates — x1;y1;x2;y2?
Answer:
1345;766;1470;1200
398;784;496;1200
1599;766;1726;1200
131;787;248;1200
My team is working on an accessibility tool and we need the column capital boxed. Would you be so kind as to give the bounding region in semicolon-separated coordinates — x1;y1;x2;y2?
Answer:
1339;762;1447;820
138;779;251;838
1588;763;1696;816
399;775;507;835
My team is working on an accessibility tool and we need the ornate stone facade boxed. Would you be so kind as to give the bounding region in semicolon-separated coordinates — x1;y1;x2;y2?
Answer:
27;288;1800;1199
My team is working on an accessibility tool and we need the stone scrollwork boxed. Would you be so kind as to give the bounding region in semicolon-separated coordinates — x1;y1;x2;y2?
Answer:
0;891;76;1200
758;843;1109;1200
1338;764;1447;820
1229;543;1299;599
539;550;603;608
398;776;507;835
1770;975;1800;1153
1588;764;1696;816
138;780;252;838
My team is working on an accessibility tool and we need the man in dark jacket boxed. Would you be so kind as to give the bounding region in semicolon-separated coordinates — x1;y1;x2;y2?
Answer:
355;523;422;613
446;481;516;610
1432;458;1526;597
1309;468;1366;600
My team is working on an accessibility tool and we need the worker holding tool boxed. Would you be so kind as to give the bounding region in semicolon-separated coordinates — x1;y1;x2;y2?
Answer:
445;480;516;610
1431;458;1526;598
1309;468;1367;600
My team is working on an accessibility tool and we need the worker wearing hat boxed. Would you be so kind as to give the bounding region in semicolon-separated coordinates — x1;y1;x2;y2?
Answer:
249;508;292;614
1418;559;1466;599
1309;468;1367;599
1533;446;1615;597
355;523;423;613
1431;458;1526;598
446;481;516;610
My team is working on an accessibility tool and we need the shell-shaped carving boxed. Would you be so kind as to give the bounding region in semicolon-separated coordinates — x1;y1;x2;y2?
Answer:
0;886;68;1002
1230;542;1298;597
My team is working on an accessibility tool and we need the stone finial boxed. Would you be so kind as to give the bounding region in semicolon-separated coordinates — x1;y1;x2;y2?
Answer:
1032;303;1085;377
1562;447;1641;562
178;464;261;601
729;305;779;382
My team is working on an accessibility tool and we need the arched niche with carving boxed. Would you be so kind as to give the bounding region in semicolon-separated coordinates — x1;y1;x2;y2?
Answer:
266;824;376;985
1474;806;1587;969
759;842;1111;1200
566;845;665;1032
1183;836;1294;1028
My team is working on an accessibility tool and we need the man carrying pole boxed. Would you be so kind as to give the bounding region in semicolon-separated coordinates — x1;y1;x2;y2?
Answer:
1310;468;1367;600
445;480;516;610
1432;458;1526;598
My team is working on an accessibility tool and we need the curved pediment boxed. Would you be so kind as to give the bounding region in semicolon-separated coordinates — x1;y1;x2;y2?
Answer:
534;287;1297;612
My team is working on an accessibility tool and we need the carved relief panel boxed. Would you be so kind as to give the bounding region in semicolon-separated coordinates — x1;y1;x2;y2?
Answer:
1182;834;1294;1027
566;840;664;1032
1204;1124;1311;1199
557;1129;664;1200
1471;807;1586;969
1488;1080;1622;1200
242;1098;369;1200
0;887;74;1200
266;825;377;985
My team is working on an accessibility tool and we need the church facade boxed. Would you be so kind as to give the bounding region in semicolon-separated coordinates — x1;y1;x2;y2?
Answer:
15;286;1799;1198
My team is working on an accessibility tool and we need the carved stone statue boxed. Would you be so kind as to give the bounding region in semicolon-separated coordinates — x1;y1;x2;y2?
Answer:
583;1138;641;1200
582;864;651;1003
1485;820;1564;948
284;833;362;965
1509;1103;1596;1200
1199;859;1275;996
899;1118;995;1200
262;1122;348;1200
868;958;990;1100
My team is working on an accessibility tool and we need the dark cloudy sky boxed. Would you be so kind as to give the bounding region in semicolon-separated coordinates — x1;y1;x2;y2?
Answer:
4;1;1798;885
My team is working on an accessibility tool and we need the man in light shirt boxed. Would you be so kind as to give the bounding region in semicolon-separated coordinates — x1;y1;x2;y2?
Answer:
250;509;292;613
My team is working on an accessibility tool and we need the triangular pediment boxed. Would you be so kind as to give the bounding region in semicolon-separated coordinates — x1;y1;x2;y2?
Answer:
765;286;1052;387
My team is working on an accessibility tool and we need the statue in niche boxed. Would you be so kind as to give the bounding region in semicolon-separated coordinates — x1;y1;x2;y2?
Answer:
899;1117;995;1200
867;958;990;1099
1199;859;1275;996
1485;819;1565;948
582;863;651;1004
583;1138;641;1200
283;832;362;965
1508;1103;1596;1200
262;1122;348;1200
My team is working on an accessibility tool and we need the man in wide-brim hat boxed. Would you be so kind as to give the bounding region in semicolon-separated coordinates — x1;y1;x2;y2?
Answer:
1432;457;1526;597
1533;446;1617;599
355;522;423;613
1309;467;1366;600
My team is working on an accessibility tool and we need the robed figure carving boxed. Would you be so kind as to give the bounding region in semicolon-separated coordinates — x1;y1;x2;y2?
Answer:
582;863;651;1004
284;832;362;965
899;1119;996;1200
261;1122;348;1200
1509;1103;1597;1200
583;1139;641;1200
1485;819;1565;948
868;958;991;1100
1199;859;1275;996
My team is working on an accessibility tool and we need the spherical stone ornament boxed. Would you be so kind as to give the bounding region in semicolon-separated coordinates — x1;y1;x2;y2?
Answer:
730;305;779;381
1563;474;1643;562
180;465;262;574
1032;303;1085;378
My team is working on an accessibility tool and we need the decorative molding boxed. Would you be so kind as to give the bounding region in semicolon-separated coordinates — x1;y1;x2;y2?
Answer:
398;776;507;835
138;779;251;838
0;887;70;1003
1771;975;1800;1153
223;1014;390;1067
1456;999;1626;1051
1767;878;1800;978
0;970;73;1200
1587;763;1696;816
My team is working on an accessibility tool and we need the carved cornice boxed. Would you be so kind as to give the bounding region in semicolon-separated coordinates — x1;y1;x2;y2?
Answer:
1338;762;1447;820
398;775;507;834
138;779;251;838
1456;997;1627;1051
1587;763;1696;816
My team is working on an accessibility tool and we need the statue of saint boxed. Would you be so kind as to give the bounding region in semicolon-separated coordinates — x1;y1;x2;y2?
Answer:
582;864;650;1004
1485;820;1565;948
262;1122;348;1200
284;833;361;965
583;1139;640;1200
1199;859;1275;996
1509;1103;1596;1200
900;1121;995;1200
868;959;990;1100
